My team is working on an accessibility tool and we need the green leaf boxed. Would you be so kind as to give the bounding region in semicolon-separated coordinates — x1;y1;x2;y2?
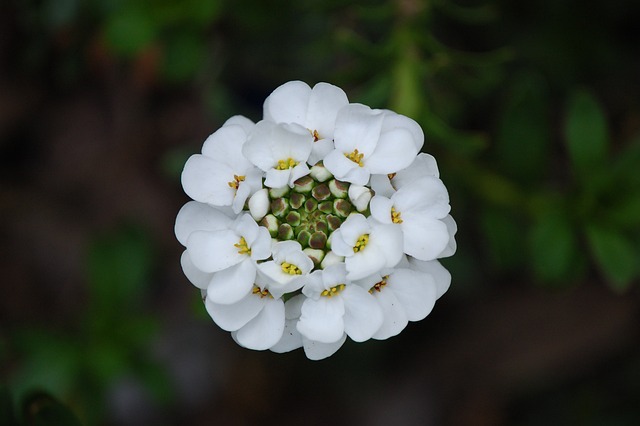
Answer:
586;225;638;291
529;210;579;283
496;72;550;183
480;207;526;271
564;89;609;179
161;34;205;82
21;391;83;426
104;10;157;57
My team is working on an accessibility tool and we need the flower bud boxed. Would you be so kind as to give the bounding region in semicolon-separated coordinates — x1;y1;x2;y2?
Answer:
309;231;327;249
248;188;269;221
328;179;349;199
260;214;280;237
311;183;331;201
304;248;325;267
310;163;333;182
289;192;305;210
270;198;289;218
333;199;352;218
293;175;314;193
348;184;372;212
269;186;289;199
278;223;294;240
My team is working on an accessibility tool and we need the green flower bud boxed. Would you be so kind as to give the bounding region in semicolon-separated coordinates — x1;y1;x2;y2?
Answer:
293;175;314;193
309;231;327;249
310;163;333;182
318;200;333;214
270;198;289;219
311;183;331;201
304;198;318;213
297;229;311;247
303;248;325;268
289;192;305;210
278;223;294;240
328;179;349;199
333;199;352;218
286;211;301;227
260;214;280;238
326;214;342;233
269;186;289;199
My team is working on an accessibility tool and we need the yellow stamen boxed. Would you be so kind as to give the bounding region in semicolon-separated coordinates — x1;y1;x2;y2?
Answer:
309;129;320;142
281;262;302;275
234;236;251;255
227;174;246;190
276;158;298;170
369;276;389;294
252;285;273;299
353;234;369;253
321;284;346;297
387;173;396;180
345;149;364;167
391;207;403;224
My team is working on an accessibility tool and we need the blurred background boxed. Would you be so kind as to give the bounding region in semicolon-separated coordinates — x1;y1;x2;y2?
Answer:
1;0;640;424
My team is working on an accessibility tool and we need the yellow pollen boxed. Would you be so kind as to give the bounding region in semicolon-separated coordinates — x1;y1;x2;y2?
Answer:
276;158;298;170
353;234;369;253
310;129;320;142
321;284;346;297
345;149;364;167
234;236;251;255
227;174;246;190
391;207;403;224
281;262;302;275
387;173;396;180
369;276;389;294
252;285;273;299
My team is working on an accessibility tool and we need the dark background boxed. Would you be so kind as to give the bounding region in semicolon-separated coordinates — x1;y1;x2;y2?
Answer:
1;0;639;425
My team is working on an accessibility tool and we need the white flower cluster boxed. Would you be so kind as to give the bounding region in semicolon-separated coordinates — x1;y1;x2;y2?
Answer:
175;81;457;360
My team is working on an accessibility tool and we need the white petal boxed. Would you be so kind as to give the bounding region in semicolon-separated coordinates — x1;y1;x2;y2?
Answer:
336;214;370;248
437;215;458;258
181;155;235;206
201;124;252;171
369;173;395;198
248;188;269;221
205;292;264;331
369;195;394;224
380;110;424;151
302;334;346;361
297;297;345;343
223;115;254;134
371;288;408;340
323;149;362;183
270;317;303;353
333;104;383;156
207;259;256;304
175;201;232;246
249;227;272;261
366;128;419;174
308;138;335;166
401;213;449;261
320;250;344;269
180;250;213;289
234;297;285;350
186;230;245;273
348;185;373;212
264;168;291;189
346;244;386;281
388;268;437;321
288;162;310;186
393;176;450;219
408;259;451;300
392;153;440;189
232;181;251;214
306;82;349;139
342;285;383;342
263;81;311;125
369;223;404;268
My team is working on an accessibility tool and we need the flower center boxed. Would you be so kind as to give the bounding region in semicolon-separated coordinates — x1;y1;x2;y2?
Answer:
310;129;320;142
391;207;403;224
234;236;251;255
281;262;302;275
345;149;364;167
387;173;396;180
252;285;273;299
227;174;246;190
276;158;298;170
369;276;389;294
321;284;346;297
353;234;369;253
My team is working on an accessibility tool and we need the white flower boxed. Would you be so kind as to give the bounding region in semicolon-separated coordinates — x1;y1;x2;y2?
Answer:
176;80;456;360
186;213;271;304
205;274;285;351
257;240;314;298
329;213;403;280
354;263;438;340
181;116;263;213
242;120;313;188
263;81;349;166
297;263;383;344
370;176;451;261
323;104;423;185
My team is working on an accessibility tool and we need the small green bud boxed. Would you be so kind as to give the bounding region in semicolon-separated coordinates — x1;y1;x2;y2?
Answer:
333;199;352;218
269;186;289;199
260;214;280;238
286;211;301;227
326;214;342;233
270;198;289;219
328;179;349;199
293;176;314;193
278;223;294;240
318;200;333;214
315;220;328;234
297;230;311;247
304;198;318;213
309;231;327;249
289;192;305;210
311;183;331;201
303;248;325;267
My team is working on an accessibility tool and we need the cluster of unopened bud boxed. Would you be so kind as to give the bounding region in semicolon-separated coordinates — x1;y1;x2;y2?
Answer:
259;163;354;268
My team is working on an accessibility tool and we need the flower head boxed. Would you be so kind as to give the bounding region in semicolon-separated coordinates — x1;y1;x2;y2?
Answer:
176;81;456;360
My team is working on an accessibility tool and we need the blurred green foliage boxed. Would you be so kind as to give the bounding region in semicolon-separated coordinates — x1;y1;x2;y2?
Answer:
5;0;640;423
